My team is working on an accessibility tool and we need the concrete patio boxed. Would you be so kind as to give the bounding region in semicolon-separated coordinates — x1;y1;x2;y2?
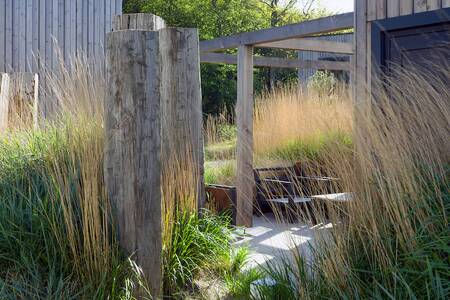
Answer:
234;213;333;270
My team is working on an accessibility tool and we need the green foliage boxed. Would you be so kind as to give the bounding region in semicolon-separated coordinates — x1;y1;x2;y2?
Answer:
0;126;144;299
267;131;353;162
308;71;338;97
204;161;236;185
162;210;234;296
0;125;240;299
123;0;331;115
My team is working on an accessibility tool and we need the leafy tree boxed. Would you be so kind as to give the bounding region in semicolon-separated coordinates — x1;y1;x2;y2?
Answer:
122;0;328;115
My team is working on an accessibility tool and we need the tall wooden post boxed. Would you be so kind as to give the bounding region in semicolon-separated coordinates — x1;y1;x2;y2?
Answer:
0;73;10;132
159;28;205;210
105;30;162;297
236;45;255;227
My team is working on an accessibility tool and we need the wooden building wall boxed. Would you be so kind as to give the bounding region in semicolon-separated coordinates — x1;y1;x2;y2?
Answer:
353;0;450;104
297;33;353;88
0;0;123;73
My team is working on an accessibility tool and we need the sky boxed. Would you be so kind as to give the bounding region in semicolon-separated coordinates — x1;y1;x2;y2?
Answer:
313;0;354;13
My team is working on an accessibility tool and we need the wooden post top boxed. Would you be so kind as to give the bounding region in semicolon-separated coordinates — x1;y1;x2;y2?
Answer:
113;13;166;31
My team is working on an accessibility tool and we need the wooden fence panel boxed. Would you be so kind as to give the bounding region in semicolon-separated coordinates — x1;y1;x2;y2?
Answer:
0;0;122;73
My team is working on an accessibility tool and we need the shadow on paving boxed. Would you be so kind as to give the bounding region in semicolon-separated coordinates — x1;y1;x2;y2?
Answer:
234;213;333;270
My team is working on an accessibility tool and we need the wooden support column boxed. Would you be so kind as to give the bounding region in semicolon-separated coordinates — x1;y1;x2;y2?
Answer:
105;30;162;297
0;73;10;132
159;28;205;210
236;45;255;227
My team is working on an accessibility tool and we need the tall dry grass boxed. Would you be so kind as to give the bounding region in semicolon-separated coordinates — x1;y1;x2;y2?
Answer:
257;65;450;299
254;85;352;164
0;54;150;298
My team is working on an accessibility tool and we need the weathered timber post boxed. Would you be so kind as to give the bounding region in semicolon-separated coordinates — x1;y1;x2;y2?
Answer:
0;73;39;131
159;28;205;210
0;73;10;132
114;14;205;210
236;45;255;227
113;13;166;31
105;30;162;297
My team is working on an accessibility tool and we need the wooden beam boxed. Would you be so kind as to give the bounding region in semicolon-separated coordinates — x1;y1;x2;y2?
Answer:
105;30;162;297
201;53;351;71
236;45;254;228
353;0;367;105
159;28;205;210
200;13;354;52
255;38;353;54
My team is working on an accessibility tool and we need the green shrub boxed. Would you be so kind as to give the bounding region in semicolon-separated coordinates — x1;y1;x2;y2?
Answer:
162;210;234;297
0;124;144;299
204;161;236;185
308;71;337;97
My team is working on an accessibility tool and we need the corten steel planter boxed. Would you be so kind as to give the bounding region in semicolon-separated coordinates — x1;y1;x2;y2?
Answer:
205;184;237;224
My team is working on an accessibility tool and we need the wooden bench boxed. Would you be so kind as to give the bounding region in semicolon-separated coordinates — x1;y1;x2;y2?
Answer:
254;165;348;222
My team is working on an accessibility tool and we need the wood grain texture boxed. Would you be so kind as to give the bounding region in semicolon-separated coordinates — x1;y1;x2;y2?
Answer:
0;1;5;71
427;0;442;10
377;0;387;19
388;0;401;17
236;45;255;227
353;0;367;104
105;30;162;297
200;13;353;52
400;0;414;15
414;0;428;12
0;73;10;132
5;0;12;71
159;28;205;209
201;52;351;70
368;0;377;21
0;0;122;73
256;38;353;54
113;13;166;31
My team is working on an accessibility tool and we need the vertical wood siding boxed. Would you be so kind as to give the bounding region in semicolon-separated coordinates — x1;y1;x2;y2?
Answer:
0;0;122;73
368;0;446;20
353;0;447;103
297;33;353;87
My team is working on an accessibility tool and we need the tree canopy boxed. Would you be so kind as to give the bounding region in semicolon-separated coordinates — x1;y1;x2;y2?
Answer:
123;0;328;115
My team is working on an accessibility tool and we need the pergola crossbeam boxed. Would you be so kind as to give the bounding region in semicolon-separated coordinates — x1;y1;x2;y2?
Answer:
200;13;353;52
200;53;351;71
255;38;353;54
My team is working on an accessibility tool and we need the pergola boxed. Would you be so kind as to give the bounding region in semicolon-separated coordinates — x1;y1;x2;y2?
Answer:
199;13;355;227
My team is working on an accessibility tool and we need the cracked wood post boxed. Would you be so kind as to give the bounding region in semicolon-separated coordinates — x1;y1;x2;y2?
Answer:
236;45;255;227
159;28;205;210
105;30;162;297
